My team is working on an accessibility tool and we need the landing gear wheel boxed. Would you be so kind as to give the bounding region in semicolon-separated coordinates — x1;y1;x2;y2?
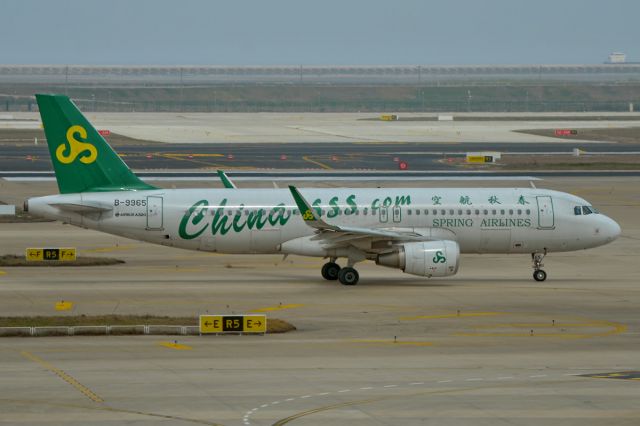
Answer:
321;262;340;281
338;267;359;286
531;251;547;282
533;269;547;282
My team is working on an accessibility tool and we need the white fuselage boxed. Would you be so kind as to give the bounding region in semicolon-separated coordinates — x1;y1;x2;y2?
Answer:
28;187;620;256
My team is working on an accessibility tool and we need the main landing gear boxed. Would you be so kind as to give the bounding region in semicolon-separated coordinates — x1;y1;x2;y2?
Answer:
531;251;547;282
321;259;360;285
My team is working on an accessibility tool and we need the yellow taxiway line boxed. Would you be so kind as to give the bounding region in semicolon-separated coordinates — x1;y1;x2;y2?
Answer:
250;303;304;313
302;155;332;170
400;312;505;321
158;341;193;350
21;351;104;403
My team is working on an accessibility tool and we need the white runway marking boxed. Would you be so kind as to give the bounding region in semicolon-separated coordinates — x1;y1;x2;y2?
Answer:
242;370;589;425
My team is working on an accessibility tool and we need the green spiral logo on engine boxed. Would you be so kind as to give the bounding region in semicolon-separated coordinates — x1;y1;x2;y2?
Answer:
432;250;446;264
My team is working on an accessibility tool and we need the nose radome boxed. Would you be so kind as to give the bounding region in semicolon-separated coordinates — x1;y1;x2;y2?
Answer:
604;217;621;241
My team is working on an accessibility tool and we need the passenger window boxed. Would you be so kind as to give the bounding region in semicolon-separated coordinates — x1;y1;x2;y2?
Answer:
466;209;471;215
483;209;488;215
416;209;420;215
517;209;522;215
458;209;462;215
475;209;480;215
407;210;412;216
433;209;438;215
424;209;429;215
441;209;446;215
500;209;505;215
363;208;368;215
492;209;497;215
449;209;454;215
526;209;531;215
509;209;514;215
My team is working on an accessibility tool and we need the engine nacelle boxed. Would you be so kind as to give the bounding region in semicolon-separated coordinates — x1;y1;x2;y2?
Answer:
376;240;460;277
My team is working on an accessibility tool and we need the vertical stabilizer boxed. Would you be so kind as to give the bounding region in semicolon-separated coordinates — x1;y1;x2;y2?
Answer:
36;94;156;193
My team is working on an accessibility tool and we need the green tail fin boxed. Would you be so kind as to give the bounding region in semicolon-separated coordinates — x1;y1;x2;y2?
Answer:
36;94;156;193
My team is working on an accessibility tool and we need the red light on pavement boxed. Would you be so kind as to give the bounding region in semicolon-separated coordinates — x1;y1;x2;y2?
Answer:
399;161;408;170
555;129;576;136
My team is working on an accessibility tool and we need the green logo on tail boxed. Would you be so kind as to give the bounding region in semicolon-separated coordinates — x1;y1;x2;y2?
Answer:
56;125;97;164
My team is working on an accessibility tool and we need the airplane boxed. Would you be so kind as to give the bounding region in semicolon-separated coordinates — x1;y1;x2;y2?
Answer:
24;94;621;285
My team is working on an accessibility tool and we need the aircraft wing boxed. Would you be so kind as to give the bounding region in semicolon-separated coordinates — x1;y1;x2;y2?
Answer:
217;170;237;189
288;185;427;249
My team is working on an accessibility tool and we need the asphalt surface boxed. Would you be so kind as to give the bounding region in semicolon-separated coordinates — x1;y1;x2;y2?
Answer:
0;176;638;425
3;141;640;173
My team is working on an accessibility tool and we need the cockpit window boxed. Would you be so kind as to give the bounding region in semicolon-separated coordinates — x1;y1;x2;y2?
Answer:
582;206;593;215
574;206;582;215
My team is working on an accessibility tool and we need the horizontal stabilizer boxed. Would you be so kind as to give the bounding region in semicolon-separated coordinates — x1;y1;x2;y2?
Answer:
49;202;113;213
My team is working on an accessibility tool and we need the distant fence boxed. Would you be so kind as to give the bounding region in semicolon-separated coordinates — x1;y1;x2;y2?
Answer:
2;64;640;86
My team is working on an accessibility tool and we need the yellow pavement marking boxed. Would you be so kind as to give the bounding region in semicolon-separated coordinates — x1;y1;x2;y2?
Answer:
0;270;6;276
302;155;332;170
474;322;617;328
84;244;137;253
159;153;223;167
55;301;73;311
351;339;434;347
400;312;505;321
137;267;204;273
21;351;103;403
159;341;193;350
456;320;626;339
164;153;224;158
353;141;407;145
583;371;640;381
250;303;304;313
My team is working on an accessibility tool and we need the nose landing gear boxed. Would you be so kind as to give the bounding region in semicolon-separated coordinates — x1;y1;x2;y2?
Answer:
531;251;547;282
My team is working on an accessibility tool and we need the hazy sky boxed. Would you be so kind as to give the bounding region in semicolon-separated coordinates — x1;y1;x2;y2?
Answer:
2;0;638;65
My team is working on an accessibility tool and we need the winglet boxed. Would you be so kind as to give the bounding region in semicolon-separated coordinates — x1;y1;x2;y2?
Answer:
217;170;237;189
288;185;337;230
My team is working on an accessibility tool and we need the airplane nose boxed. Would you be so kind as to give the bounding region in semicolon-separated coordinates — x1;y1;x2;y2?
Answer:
603;217;621;242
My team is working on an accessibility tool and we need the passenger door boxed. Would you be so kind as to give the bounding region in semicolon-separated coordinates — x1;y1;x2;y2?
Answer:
536;196;555;229
146;196;163;230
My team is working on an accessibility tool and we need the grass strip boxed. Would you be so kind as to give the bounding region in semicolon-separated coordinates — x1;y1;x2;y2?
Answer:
0;255;125;267
0;315;295;333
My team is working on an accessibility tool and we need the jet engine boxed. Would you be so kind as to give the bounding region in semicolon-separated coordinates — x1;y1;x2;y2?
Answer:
376;240;460;277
